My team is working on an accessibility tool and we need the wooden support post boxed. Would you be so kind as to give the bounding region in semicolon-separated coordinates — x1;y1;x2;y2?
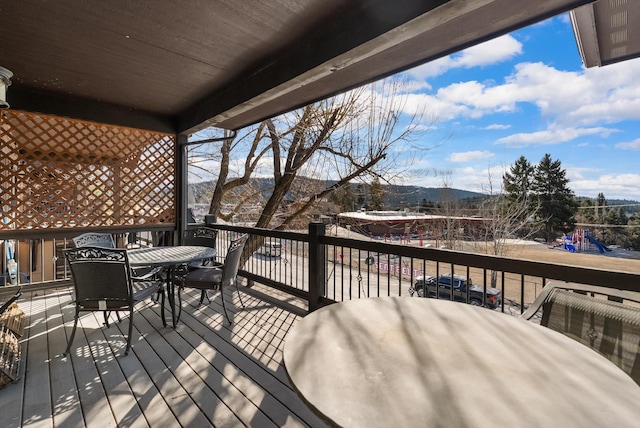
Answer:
308;222;326;312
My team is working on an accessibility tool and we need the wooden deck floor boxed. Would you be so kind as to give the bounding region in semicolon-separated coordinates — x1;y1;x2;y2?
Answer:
0;285;328;427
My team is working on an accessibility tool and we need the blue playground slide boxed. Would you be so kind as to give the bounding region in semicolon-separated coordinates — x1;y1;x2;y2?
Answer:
564;243;576;252
586;235;611;253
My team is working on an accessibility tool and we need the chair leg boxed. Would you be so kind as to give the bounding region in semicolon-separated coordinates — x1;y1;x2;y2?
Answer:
199;290;211;305
124;305;134;356
152;287;161;303
235;282;245;309
103;310;110;327
220;284;232;324
64;308;80;356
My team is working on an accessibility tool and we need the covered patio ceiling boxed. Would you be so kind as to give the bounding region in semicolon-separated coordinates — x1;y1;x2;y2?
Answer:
2;0;636;136
571;0;640;68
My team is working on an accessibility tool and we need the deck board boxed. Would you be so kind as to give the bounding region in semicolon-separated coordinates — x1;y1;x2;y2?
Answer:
176;301;319;427
0;287;327;428
21;292;54;428
49;289;86;428
0;293;27;428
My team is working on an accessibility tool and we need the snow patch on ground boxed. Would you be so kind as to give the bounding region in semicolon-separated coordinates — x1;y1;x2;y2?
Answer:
501;239;546;246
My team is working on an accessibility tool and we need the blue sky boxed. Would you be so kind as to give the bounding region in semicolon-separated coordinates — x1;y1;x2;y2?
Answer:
396;13;640;200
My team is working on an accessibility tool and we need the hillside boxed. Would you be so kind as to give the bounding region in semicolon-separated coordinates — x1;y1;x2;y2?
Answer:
381;184;484;208
189;177;638;211
188;178;486;208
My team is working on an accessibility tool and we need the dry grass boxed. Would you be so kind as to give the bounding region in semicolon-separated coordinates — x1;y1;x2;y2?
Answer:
460;242;640;307
495;243;640;273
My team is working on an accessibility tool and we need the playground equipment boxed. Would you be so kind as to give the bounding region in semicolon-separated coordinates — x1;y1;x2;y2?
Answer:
586;234;611;254
563;230;610;254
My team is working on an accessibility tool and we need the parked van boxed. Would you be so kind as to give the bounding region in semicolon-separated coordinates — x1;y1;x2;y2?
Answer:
258;241;282;257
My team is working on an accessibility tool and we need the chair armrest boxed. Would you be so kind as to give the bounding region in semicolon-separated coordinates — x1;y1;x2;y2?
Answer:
521;283;555;320
132;266;163;281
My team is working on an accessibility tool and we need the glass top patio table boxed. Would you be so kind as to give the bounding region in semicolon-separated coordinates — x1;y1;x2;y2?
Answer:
128;245;216;267
128;245;216;327
283;296;640;428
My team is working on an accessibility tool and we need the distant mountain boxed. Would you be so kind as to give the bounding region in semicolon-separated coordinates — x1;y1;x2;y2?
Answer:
190;177;640;212
380;184;485;209
188;177;486;207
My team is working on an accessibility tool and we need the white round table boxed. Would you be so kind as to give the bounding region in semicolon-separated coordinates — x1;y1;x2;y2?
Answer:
284;297;640;427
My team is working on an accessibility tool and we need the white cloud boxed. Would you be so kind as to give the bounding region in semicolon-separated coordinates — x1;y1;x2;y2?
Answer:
448;151;494;163
571;173;640;199
615;138;640;151
504;60;640;126
485;124;511;130
451;35;523;68
406;35;523;80
496;127;618;148
401;55;640;138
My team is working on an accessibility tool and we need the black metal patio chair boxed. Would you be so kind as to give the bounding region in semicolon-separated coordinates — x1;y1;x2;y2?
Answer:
63;247;161;356
72;232;116;249
521;282;640;385
177;234;248;324
73;232;160;277
73;232;163;317
182;226;218;268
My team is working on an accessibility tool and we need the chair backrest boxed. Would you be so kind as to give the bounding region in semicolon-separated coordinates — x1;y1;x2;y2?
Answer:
522;282;640;385
221;234;249;287
187;207;197;224
182;227;218;248
64;247;133;310
73;232;116;249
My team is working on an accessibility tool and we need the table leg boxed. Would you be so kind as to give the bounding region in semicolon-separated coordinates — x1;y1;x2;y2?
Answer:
167;267;177;328
160;271;168;327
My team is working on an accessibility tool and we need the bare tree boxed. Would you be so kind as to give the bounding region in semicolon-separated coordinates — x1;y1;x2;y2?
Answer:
187;127;270;222
432;169;465;250
194;78;432;231
472;168;541;286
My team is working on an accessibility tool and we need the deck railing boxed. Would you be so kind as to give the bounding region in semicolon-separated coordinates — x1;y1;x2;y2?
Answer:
196;222;640;314
2;223;640;317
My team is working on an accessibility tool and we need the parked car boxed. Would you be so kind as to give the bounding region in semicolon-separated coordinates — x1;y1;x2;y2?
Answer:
257;241;283;257
409;274;502;309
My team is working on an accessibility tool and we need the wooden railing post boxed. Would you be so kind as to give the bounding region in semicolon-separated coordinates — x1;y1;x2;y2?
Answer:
308;222;326;312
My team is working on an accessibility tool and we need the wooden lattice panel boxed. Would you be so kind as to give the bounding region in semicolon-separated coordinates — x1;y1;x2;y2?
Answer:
0;111;176;230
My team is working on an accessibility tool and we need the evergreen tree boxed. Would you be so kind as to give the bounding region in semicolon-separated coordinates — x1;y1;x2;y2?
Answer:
604;207;626;225
369;177;385;210
503;155;534;203
626;216;640;251
595;192;607;221
603;206;627;245
531;153;578;242
329;182;357;212
503;155;536;226
577;198;596;225
419;198;435;213
356;183;366;209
